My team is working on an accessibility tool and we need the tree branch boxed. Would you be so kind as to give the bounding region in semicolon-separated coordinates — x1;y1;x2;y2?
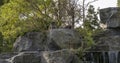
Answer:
86;0;98;7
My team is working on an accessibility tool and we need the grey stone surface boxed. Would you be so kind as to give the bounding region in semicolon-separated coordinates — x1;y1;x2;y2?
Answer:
11;29;82;63
91;29;120;51
0;53;18;63
48;29;82;49
41;49;80;63
0;53;18;59
13;32;47;52
100;7;120;28
13;29;82;52
10;52;41;63
7;50;80;63
0;60;10;63
94;7;120;51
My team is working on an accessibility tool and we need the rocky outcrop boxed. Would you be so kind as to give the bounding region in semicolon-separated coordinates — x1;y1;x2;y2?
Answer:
0;29;82;63
2;7;120;63
0;53;18;63
0;60;10;63
48;29;82;49
13;29;82;52
41;49;80;63
100;7;120;28
81;7;120;63
9;50;80;63
91;7;120;51
91;29;120;51
10;52;41;63
13;32;47;52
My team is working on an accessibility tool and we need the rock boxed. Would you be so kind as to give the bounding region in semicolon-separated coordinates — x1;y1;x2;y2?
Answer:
99;7;120;28
91;29;120;51
48;29;82;49
11;29;82;63
0;53;18;59
13;32;47;52
0;60;10;63
95;7;120;51
10;51;41;63
41;49;80;63
0;53;18;63
14;29;82;52
9;50;80;63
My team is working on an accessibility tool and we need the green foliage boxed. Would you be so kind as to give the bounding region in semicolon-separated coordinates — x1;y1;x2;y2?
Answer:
76;5;102;59
0;0;9;6
78;5;101;49
76;27;102;60
118;0;120;6
0;0;53;52
77;28;94;49
84;5;100;31
0;0;4;6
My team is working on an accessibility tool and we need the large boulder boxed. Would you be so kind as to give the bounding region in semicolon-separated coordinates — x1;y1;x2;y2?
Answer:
0;28;84;63
91;29;120;51
0;60;10;63
100;7;120;28
0;53;18;63
10;52;41;63
13;32;48;52
0;53;18;59
10;50;80;63
12;29;82;63
48;29;82;49
42;49;80;63
13;29;82;52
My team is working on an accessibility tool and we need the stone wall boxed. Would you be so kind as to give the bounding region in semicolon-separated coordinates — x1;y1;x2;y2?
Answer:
0;29;82;63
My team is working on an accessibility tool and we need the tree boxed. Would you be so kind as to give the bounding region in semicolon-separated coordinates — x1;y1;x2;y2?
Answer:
47;0;81;29
0;0;4;6
84;5;100;30
78;0;100;46
76;1;102;58
118;0;120;6
0;0;54;52
0;0;9;6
